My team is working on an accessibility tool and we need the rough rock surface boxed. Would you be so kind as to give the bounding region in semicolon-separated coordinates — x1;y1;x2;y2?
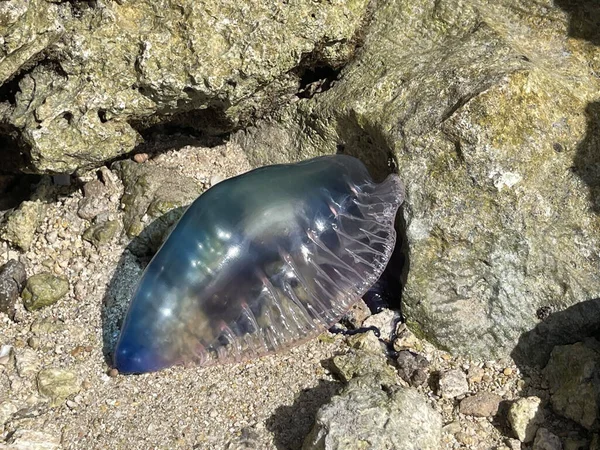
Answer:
508;396;544;443
544;339;600;431
21;273;69;311
234;0;600;359
0;0;369;173
303;376;442;450
0;260;26;317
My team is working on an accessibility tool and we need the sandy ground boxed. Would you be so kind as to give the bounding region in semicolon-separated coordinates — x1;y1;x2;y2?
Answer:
0;141;572;450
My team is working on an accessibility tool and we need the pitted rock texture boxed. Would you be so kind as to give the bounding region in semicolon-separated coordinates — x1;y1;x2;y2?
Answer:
234;0;600;359
0;0;369;174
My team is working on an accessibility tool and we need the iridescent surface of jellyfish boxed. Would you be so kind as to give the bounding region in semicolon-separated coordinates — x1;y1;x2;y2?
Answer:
113;155;405;373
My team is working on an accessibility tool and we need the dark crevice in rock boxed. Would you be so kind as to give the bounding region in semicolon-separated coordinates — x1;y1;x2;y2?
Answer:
126;106;232;158
0;174;42;213
0;124;33;174
0;77;21;106
295;64;342;99
334;115;408;319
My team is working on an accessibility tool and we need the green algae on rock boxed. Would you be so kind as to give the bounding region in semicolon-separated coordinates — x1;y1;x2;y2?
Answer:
0;0;370;173
21;273;69;311
235;0;600;359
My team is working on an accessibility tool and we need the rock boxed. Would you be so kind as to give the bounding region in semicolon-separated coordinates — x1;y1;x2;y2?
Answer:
459;392;502;417
0;0;369;173
340;299;371;329
361;309;398;342
533;428;563;450
330;349;396;385
0;401;17;426
438;369;469;399
82;220;120;248
396;350;429;387
235;0;600;360
303;376;442;450
543;339;600;430
508;396;545;443
112;160;203;247
15;349;39;378
77;179;110;220
0;201;45;251
346;331;384;354
393;323;422;352
0;259;26;317
2;429;61;450
0;345;14;367
37;368;80;406
21;273;69;311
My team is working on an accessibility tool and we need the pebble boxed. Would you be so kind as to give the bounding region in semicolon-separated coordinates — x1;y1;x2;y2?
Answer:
37;368;81;405
107;368;119;377
396;350;429;386
438;369;469;399
362;309;398;341
393;323;421;351
508;396;544;443
533;428;563;450
0;259;27;317
459;392;502;417
21;273;70;311
15;348;40;377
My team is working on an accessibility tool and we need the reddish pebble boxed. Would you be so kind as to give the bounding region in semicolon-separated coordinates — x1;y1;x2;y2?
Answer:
133;153;149;163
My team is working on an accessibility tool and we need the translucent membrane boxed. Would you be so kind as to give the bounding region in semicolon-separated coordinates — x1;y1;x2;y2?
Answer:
113;155;405;373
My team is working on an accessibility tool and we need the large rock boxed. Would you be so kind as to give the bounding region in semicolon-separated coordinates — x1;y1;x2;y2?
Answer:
543;339;600;431
235;0;600;359
0;0;369;173
303;376;442;450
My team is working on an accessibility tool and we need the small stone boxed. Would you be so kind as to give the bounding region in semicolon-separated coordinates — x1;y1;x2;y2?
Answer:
4;429;61;450
107;368;119;377
0;345;14;366
15;349;40;377
82;220;120;248
0;401;17;425
330;349;396;385
21;273;69;311
503;367;514;376
27;336;40;350
37;368;80;406
341;299;371;328
533;428;563;450
0;200;45;251
508;396;544;443
77;179;109;220
0;259;27;317
442;420;461;434
133;153;149;163
455;431;478;446
346;330;383;353
362;309;398;341
393;323;422;351
459;392;502;417
468;366;485;384
396;350;430;386
438;369;469;398
505;439;522;450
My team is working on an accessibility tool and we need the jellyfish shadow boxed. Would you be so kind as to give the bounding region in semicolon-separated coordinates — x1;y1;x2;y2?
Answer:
511;298;600;370
100;207;187;366
266;379;340;450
